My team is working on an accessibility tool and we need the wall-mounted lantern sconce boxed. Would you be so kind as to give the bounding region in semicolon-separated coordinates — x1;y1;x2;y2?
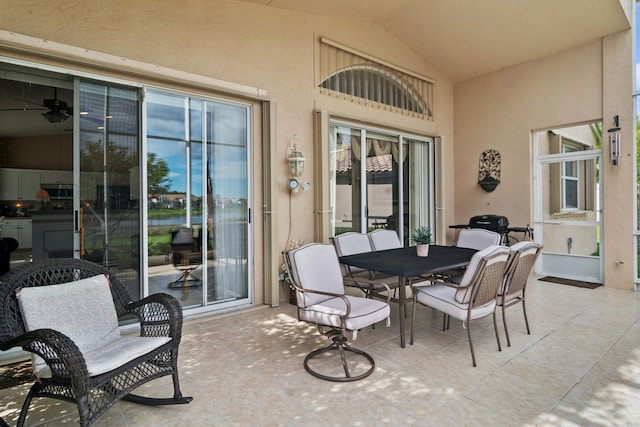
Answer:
287;135;309;193
477;149;501;192
608;115;620;166
288;148;305;177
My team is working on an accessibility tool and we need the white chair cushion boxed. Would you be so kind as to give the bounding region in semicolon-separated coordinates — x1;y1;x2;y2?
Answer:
16;274;170;377
335;233;372;256
17;274;121;353
334;233;373;275
368;230;402;251
456;228;501;251
456;245;510;303
299;295;390;331
415;284;496;321
291;244;345;307
82;336;170;377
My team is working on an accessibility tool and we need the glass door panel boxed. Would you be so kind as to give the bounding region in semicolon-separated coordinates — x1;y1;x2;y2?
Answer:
146;91;203;308
206;102;250;304
146;91;251;309
330;125;362;234
78;81;141;299
407;138;433;246
365;132;399;233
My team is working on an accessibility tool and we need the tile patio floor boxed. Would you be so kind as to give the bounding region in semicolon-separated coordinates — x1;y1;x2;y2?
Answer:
1;276;640;426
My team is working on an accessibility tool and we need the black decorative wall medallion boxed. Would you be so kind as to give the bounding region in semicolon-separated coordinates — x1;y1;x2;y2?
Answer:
478;149;501;192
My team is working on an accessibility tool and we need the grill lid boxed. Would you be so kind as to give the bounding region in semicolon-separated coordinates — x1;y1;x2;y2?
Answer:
468;214;509;232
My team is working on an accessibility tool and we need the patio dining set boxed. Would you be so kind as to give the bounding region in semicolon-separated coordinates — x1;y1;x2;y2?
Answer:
284;228;542;382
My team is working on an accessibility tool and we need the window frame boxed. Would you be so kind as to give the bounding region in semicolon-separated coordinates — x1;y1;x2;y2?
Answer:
561;142;580;211
314;112;435;245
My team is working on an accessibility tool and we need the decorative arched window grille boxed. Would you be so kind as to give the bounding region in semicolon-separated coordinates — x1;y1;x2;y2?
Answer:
319;38;434;120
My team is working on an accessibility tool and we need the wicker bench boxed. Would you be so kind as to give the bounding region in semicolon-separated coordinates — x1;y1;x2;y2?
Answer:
0;258;192;426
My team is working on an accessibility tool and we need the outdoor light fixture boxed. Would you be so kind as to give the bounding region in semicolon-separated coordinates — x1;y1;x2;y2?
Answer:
287;135;309;193
287;136;305;178
608;115;621;166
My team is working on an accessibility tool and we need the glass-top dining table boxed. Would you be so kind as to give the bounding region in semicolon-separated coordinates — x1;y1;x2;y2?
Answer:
338;245;477;348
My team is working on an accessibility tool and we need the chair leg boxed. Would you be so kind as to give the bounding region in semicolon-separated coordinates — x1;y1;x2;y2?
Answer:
522;299;531;335
442;314;450;331
77;395;91;427
410;292;417;345
493;310;502;352
370;285;376;332
467;320;477;367
502;304;511;347
17;384;37;427
337;340;350;375
171;362;192;402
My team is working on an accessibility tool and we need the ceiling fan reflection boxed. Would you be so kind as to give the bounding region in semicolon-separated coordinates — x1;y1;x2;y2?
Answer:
0;88;73;123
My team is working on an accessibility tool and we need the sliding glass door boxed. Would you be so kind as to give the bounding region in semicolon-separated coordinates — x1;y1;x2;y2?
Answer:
145;90;251;309
0;61;253;312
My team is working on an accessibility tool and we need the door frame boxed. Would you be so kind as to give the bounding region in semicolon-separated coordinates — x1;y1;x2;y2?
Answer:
533;131;603;283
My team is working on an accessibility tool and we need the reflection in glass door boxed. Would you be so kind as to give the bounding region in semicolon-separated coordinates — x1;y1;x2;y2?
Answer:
365;131;400;236
329;122;433;246
407;138;433;244
146;91;203;308
145;90;250;309
78;80;141;299
331;126;362;234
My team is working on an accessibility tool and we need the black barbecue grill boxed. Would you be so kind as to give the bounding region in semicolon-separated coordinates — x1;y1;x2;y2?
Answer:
450;214;533;245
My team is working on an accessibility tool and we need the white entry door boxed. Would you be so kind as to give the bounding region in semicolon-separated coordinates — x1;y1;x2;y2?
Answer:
533;124;603;283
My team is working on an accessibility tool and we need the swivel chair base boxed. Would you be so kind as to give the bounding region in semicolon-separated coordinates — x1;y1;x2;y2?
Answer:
303;329;375;382
168;269;201;288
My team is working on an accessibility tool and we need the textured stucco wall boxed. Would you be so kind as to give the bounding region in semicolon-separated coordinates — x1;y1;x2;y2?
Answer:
455;31;634;289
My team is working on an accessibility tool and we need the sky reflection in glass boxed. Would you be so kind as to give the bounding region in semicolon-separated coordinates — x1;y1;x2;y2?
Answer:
147;91;248;199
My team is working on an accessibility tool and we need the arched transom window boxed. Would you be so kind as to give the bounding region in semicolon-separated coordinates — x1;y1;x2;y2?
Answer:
319;38;434;120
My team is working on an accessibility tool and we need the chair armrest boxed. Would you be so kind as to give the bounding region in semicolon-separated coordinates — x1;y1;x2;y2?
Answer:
4;328;91;394
342;277;392;303
124;293;183;341
295;287;354;318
